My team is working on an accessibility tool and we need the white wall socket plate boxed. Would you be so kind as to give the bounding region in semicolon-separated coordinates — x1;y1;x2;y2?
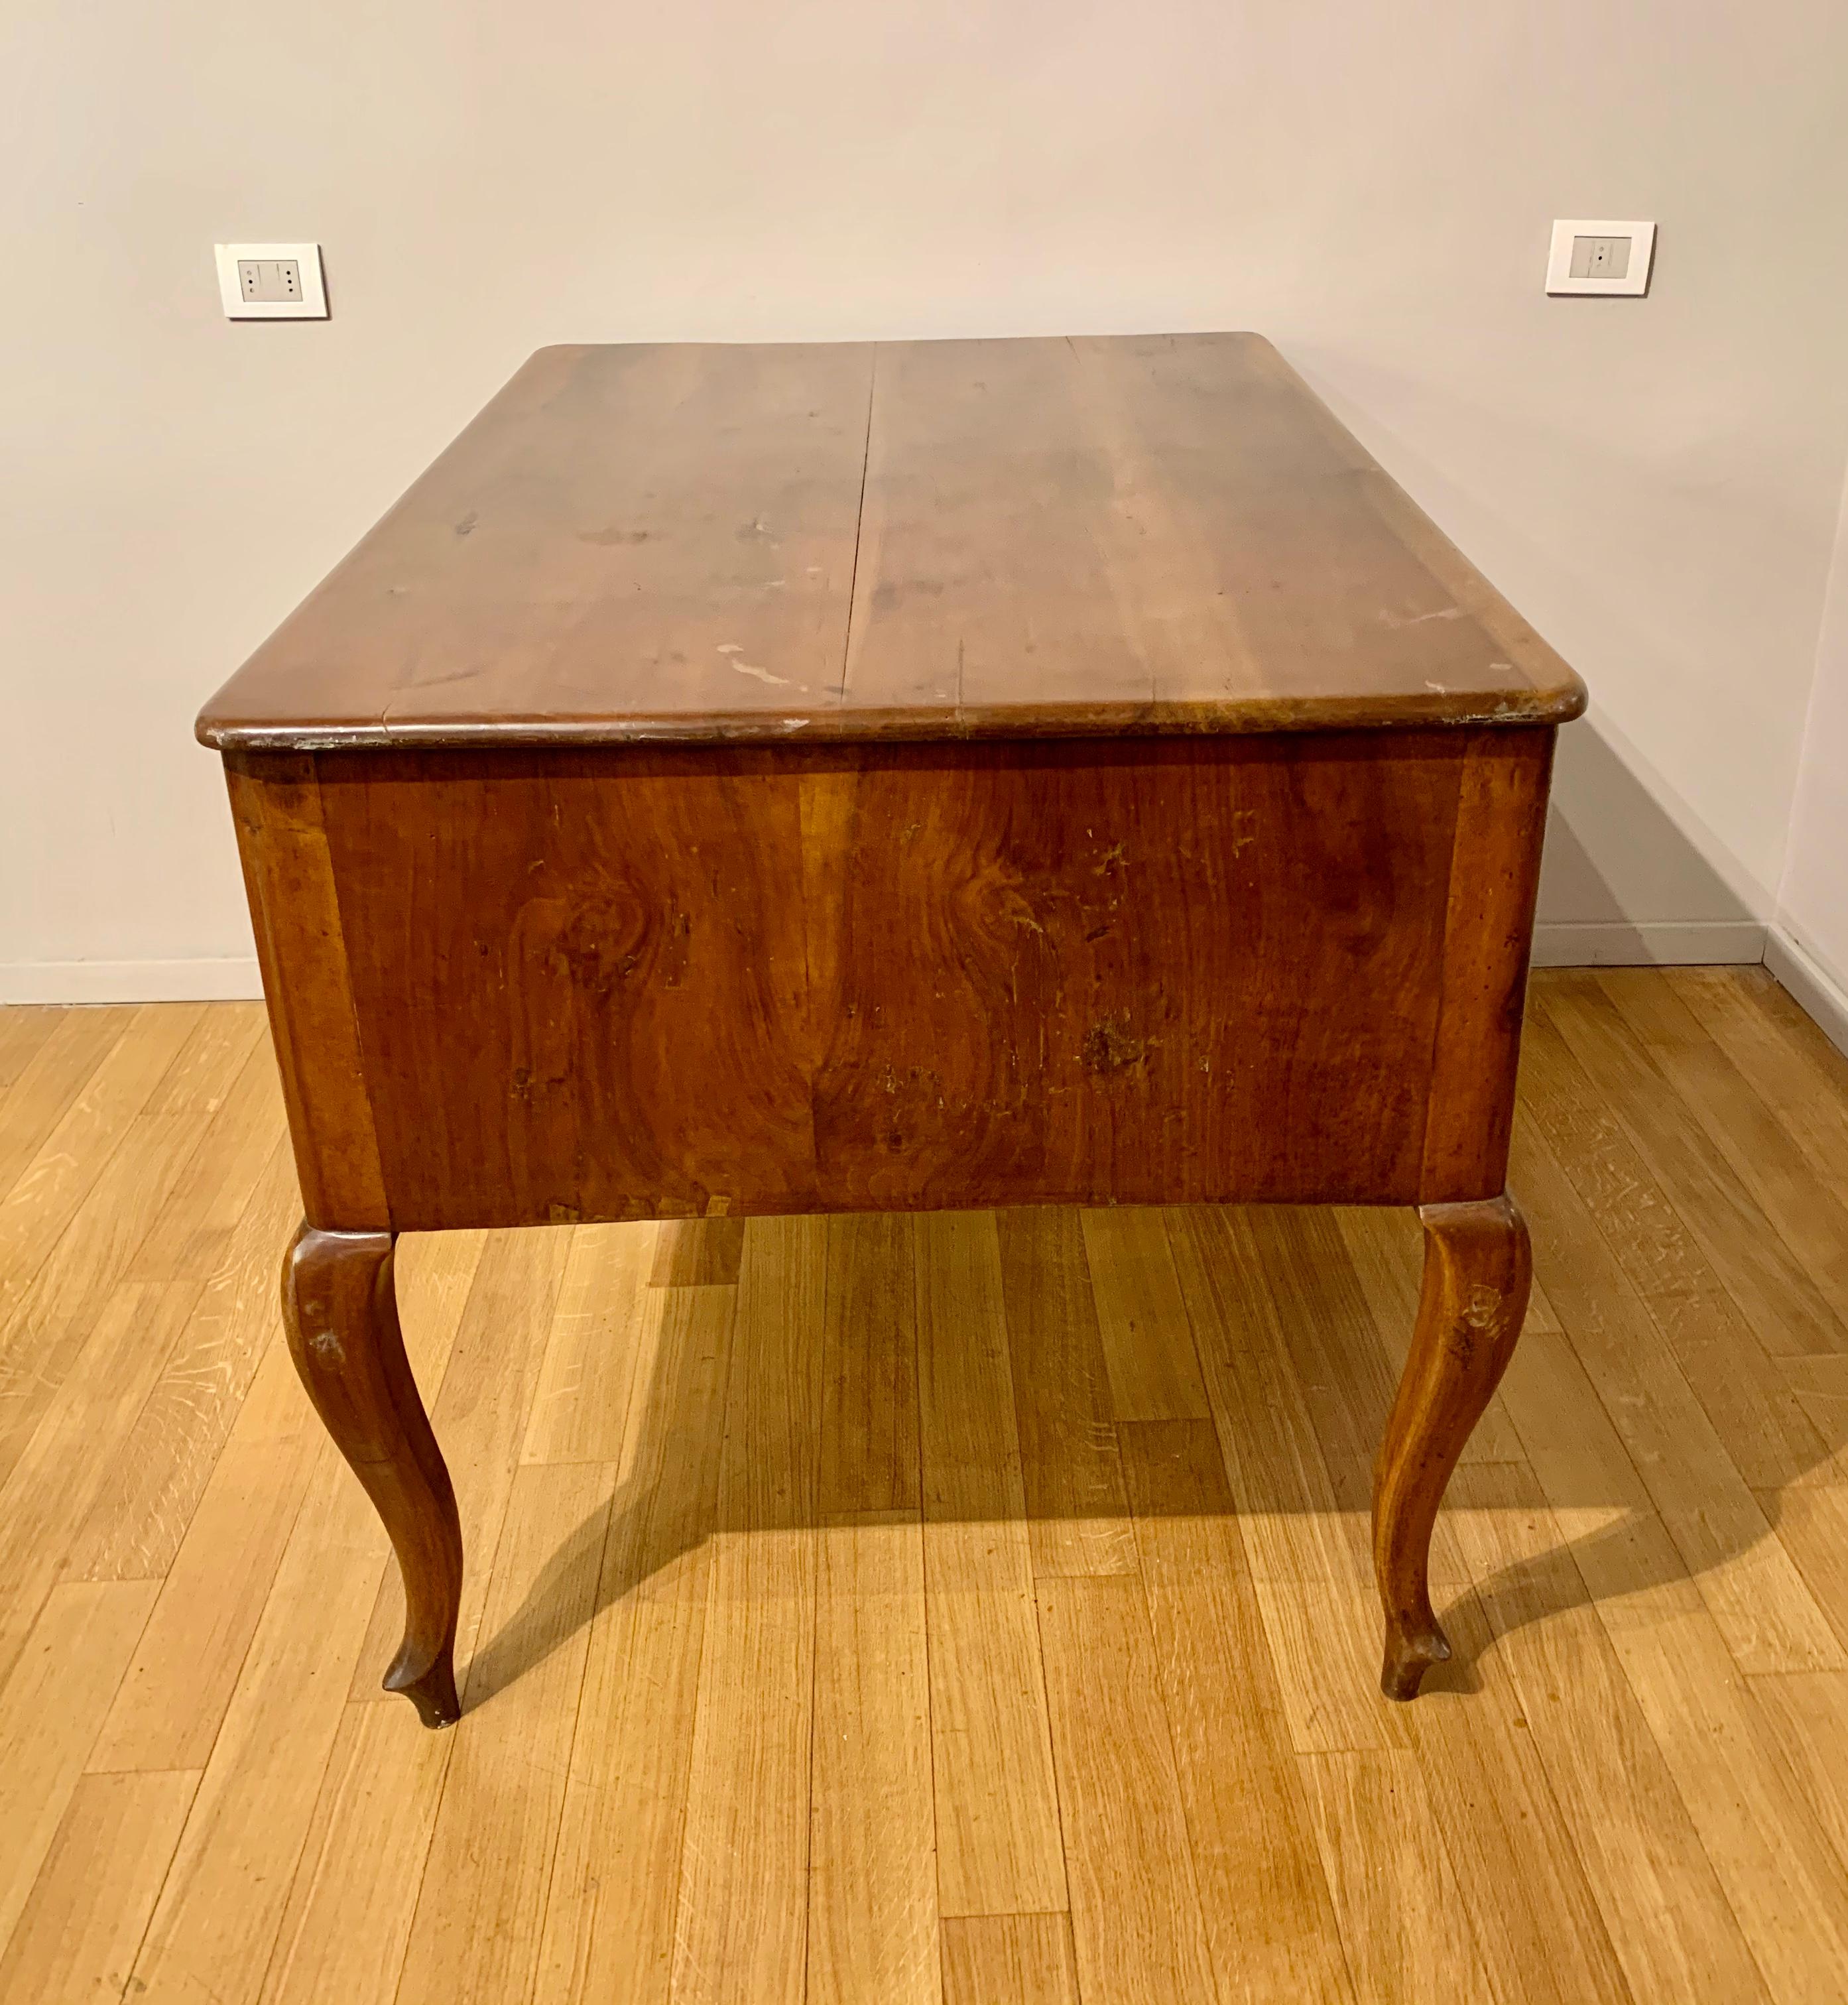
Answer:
214;242;328;320
1546;219;1656;297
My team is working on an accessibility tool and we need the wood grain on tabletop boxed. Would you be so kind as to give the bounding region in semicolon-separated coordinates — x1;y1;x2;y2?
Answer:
195;334;1585;751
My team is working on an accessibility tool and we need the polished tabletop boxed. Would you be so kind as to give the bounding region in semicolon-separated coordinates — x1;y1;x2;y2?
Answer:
197;333;1585;753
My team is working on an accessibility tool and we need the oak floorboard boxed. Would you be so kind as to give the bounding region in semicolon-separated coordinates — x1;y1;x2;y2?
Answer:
0;1004;134;1203
1445;1463;1770;2005
1036;1573;1219;2005
1391;1591;1634;2005
1300;1750;1491;2005
1249;1207;1402;1482
267;1443;601;2005
915;1211;1067;1920
1493;1280;1657;1526
0;1768;198;2005
1119;1420;1354;2004
669;1217;826;2005
1587;1512;1848;2004
818;1211;921;1520
88;1421;322;1773
122;1011;280;1285
1518;1006;1827;1488
1600;967;1848;1321
1081;1207;1211;1422
1780;1355;1848;1481
808;1514;939;2005
0;1280;204;1687
534;1282;735;2005
1510;1120;1844;1675
0;1005;257;1363
0;1580;160;1951
1163;1204;1371;1591
1668;966;1848;1191
939;1915;1078;2005
1534;977;1848;1357
997;1207;1137;1581
126;1455;385;2005
68;1137;302;1583
4;976;1848;2004
0;1005;212;1477
1749;1669;1848;1880
0;1006;60;1101
1251;1581;1414;1756
1761;1480;1848;1656
393;1461;615;2005
521;1221;656;1465
259;1701;453;2005
807;1215;937;2004
649;1214;745;1288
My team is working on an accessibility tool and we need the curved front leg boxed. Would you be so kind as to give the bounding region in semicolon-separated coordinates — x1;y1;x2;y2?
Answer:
282;1223;463;1727
1373;1193;1531;1699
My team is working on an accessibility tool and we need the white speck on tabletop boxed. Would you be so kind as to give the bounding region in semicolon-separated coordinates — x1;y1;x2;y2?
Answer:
1383;606;1465;627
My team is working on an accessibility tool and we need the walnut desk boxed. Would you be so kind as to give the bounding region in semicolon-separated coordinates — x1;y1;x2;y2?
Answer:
198;334;1585;1727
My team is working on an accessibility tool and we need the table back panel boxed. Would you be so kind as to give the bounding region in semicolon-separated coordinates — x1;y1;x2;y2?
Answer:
228;727;1550;1232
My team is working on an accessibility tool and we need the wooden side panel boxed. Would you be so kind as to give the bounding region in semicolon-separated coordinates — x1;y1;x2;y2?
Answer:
305;734;1474;1227
813;737;1459;1211
1418;727;1554;1202
302;735;1476;1227
318;747;820;1226
225;755;389;1229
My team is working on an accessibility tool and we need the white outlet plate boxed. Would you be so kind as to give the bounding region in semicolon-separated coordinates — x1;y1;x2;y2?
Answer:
1546;219;1656;297
214;242;328;320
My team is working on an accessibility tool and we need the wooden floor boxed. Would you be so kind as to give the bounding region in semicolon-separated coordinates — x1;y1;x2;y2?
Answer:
1;969;1847;2003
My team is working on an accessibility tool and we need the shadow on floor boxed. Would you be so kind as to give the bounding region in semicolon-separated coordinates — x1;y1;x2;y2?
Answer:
447;1114;1848;1715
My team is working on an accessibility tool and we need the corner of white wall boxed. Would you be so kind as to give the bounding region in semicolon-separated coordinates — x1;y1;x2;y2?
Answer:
1767;456;1848;1059
1763;929;1848;1060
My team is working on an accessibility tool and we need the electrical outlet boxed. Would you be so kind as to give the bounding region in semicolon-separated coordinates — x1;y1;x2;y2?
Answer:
215;242;328;320
1546;219;1655;296
1568;235;1629;282
238;257;302;304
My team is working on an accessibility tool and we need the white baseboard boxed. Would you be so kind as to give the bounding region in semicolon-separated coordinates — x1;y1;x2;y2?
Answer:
0;958;265;1004
1764;928;1848;1062
1530;920;1767;968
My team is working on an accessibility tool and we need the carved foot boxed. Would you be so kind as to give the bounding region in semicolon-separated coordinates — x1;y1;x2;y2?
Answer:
1381;1616;1451;1702
282;1223;463;1727
1373;1193;1531;1701
387;1652;462;1730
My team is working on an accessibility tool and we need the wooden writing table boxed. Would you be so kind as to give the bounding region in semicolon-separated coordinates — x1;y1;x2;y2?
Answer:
198;334;1585;1727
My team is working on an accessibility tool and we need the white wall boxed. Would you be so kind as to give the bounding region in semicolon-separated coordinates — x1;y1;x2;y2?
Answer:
1772;469;1848;1050
6;5;1848;999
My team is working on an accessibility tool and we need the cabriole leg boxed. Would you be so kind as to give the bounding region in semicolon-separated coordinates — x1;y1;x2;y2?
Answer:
1373;1193;1532;1699
281;1222;463;1727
